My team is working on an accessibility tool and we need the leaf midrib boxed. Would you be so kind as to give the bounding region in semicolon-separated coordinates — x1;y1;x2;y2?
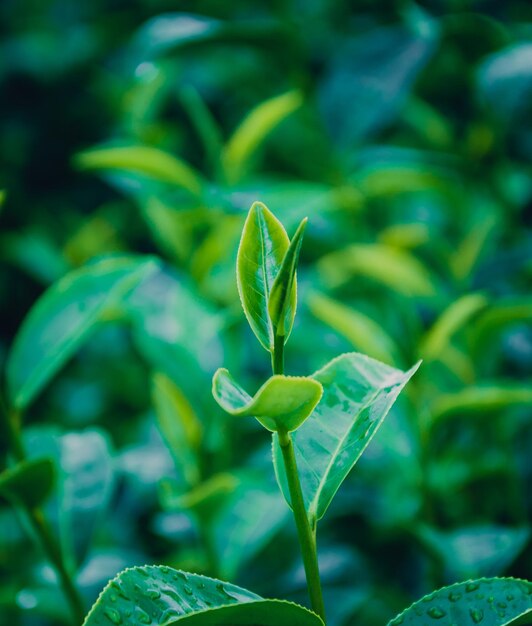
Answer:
307;369;397;521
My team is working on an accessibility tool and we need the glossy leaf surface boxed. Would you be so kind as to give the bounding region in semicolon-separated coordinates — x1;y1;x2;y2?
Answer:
387;577;532;626
0;458;54;509
83;565;324;626
236;202;290;351
212;368;323;433
268;217;306;340
7;256;159;410
274;353;420;522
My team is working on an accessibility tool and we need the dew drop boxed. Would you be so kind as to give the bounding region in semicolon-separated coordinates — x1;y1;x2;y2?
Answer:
183;585;194;596
104;607;122;624
466;583;480;593
427;606;446;619
146;589;161;600
469;608;483;624
135;607;152;624
449;592;462;602
506;594;514;601
216;583;237;601
497;602;507;609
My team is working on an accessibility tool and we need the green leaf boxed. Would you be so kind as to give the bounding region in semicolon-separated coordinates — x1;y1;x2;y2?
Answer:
74;144;204;195
223;91;303;183
415;525;530;580
7;256;159;410
430;384;532;422
421;293;488;361
318;244;436;296
152;373;202;487
308;292;400;365
470;299;532;352
83;565;324;626
273;353;420;523
59;429;115;568
268;217;307;341
236;201;290;351
162;471;288;579
212;368;323;433
387;577;532;626
0;457;54;509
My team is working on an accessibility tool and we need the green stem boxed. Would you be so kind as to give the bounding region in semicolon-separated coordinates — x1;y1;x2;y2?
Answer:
272;333;285;375
278;429;326;622
271;334;326;622
0;400;85;625
27;508;85;625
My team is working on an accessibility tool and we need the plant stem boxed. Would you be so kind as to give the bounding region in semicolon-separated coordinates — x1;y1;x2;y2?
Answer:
0;400;85;625
272;333;285;375
271;335;326;622
28;507;86;625
278;429;326;622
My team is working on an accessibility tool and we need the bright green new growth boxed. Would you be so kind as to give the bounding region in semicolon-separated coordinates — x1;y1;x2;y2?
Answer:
236;201;293;352
213;201;422;622
212;368;323;433
268;217;307;339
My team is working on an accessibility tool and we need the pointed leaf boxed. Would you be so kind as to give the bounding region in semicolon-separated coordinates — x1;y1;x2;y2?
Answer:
318;243;436;296
152;373;202;487
212;368;323;433
83;565;323;626
0;457;54;509
75;144;204;195
6;256;159;410
236;202;290;351
273;353;420;523
421;293;488;361
308;292;400;365
431;384;532;423
268;217;307;340
223;91;303;183
387;577;532;626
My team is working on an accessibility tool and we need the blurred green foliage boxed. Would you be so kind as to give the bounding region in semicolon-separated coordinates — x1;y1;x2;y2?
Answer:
1;1;531;625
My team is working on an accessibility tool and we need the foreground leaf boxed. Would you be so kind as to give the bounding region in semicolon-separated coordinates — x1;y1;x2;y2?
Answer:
7;256;159;410
83;565;323;626
0;458;54;509
274;353;420;523
268;217;307;341
212;368;323;433
387;577;532;626
236;202;290;351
